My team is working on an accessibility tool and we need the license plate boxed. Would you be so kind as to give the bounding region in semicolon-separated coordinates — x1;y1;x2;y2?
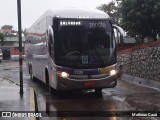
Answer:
84;82;95;87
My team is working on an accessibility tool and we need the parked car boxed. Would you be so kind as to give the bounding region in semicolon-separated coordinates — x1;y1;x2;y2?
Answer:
0;49;3;63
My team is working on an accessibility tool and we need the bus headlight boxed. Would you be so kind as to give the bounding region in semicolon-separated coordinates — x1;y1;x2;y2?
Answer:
58;71;69;78
109;70;117;76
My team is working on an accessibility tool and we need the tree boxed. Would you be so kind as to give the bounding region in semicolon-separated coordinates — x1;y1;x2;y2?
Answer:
0;25;19;37
121;0;160;41
0;33;4;46
97;1;122;24
1;25;13;30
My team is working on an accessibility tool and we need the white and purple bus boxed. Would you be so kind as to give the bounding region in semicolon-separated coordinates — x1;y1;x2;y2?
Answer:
25;8;124;94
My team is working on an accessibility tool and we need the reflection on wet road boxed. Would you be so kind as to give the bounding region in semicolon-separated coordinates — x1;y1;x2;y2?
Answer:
1;61;159;120
28;78;160;120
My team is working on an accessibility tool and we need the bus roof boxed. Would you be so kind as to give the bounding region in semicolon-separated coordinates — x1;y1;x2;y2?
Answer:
46;8;110;19
28;8;110;29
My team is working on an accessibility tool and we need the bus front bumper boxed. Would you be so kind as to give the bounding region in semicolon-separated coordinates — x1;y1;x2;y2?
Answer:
56;73;119;90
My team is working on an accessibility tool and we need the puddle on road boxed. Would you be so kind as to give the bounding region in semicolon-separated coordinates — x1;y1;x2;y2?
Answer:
31;79;160;120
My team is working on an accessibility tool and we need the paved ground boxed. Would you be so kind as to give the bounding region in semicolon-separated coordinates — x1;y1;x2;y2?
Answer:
0;61;160;120
0;61;36;120
30;73;160;120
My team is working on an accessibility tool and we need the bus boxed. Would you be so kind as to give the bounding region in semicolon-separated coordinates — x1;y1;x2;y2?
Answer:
25;8;125;94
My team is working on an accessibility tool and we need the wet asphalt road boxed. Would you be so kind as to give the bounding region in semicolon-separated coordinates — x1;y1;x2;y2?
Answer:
0;61;160;120
30;79;160;120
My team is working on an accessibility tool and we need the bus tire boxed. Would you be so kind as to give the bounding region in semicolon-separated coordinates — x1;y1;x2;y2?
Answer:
45;69;56;94
28;63;31;74
50;87;57;94
95;88;102;94
29;65;36;82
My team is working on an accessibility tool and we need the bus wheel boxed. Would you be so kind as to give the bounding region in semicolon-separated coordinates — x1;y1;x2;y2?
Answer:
49;86;57;94
95;88;102;94
45;70;56;94
29;65;35;81
28;64;31;74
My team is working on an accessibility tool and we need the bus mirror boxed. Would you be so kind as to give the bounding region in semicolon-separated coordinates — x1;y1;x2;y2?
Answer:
48;26;54;44
113;24;125;44
113;24;125;37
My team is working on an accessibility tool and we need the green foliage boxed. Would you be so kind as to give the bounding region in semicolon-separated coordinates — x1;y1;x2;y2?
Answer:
0;24;18;37
1;25;13;29
97;1;121;24
121;0;160;41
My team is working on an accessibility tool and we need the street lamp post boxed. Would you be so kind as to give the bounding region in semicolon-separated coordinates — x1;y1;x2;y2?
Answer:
17;0;23;95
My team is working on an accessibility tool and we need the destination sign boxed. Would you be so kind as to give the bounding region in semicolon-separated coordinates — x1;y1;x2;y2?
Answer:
60;21;81;26
89;22;106;28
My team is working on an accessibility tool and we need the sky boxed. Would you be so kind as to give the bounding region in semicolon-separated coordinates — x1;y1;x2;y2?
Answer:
0;0;111;29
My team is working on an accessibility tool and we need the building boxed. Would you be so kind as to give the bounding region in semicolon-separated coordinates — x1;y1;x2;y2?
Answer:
0;37;25;60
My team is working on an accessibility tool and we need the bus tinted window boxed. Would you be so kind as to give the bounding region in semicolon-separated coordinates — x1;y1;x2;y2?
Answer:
55;19;116;69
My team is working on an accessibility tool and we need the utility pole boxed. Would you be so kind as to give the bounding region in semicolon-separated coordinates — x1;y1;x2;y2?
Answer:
17;0;23;95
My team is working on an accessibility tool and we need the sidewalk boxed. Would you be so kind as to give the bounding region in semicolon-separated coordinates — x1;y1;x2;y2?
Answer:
0;77;36;120
120;74;160;91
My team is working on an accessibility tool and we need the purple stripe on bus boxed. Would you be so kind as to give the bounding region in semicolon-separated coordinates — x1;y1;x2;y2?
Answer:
60;67;99;75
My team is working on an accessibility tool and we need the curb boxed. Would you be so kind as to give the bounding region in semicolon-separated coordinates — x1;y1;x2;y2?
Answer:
30;87;38;120
120;74;160;91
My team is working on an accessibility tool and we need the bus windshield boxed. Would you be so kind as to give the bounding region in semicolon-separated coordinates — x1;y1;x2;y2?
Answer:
54;19;116;69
